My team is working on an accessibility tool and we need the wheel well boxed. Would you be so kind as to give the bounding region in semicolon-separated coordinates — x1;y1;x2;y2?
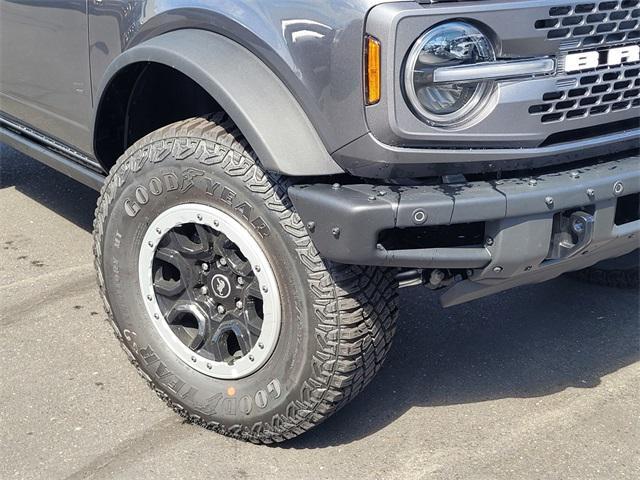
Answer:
94;62;221;172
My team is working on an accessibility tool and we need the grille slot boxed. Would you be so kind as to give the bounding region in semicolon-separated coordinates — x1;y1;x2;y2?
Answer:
529;65;640;124
535;0;639;48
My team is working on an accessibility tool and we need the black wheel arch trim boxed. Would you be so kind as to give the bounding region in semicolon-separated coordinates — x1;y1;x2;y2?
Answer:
91;29;344;177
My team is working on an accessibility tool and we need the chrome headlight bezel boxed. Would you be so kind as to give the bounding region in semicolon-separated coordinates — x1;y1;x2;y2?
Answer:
403;21;498;129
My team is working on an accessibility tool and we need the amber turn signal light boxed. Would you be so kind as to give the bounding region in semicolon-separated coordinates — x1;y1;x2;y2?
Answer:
365;36;381;105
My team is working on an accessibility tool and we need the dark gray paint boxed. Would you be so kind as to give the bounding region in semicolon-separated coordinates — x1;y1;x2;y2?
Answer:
87;0;406;156
0;0;94;153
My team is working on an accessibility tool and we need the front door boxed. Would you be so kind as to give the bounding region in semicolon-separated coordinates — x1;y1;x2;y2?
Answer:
0;0;93;154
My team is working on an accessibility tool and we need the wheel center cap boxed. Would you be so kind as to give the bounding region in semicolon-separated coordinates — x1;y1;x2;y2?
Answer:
210;274;232;299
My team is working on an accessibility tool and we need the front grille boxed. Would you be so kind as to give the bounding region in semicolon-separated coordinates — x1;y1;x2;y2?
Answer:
534;0;640;48
529;65;640;124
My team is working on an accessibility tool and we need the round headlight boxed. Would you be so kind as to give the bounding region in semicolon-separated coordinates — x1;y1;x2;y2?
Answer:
404;22;496;128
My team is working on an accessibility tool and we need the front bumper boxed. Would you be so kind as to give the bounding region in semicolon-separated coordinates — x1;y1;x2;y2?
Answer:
289;152;640;306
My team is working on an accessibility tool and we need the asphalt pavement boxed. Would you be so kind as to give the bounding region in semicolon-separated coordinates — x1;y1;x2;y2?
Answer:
1;142;639;480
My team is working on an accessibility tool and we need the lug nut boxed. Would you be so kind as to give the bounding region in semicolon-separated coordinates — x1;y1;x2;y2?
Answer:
201;263;209;272
306;221;316;232
154;313;160;319
155;228;162;234
237;277;245;286
258;342;264;349
249;355;255;362
191;356;197;363
147;295;153;301
254;265;261;272
197;214;203;221
217;305;226;314
236;300;243;309
219;257;227;266
214;220;220;227
148;241;154;247
262;285;269;293
207;363;212;370
200;286;209;295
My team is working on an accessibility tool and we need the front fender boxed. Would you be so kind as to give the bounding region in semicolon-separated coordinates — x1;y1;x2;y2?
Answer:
92;29;343;176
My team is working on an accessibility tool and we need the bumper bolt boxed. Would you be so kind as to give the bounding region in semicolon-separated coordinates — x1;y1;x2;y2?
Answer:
155;228;162;234
262;285;269;293
197;214;203;221
214;220;220;227
332;227;341;238
545;196;554;208
586;188;595;198
306;221;316;232
249;355;255;362
258;342;264;349
147;295;153;301
524;266;533;271
613;181;624;196
493;266;503;273
412;209;427;225
254;265;261;272
377;190;386;197
332;183;341;190
207;363;212;370
368;195;376;201
570;171;579;179
528;179;537;186
191;356;197;363
485;237;494;246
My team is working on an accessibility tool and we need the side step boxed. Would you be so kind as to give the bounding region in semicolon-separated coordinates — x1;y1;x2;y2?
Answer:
1;125;105;192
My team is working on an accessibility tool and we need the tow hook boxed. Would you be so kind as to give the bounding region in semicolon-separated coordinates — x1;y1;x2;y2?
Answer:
547;211;595;260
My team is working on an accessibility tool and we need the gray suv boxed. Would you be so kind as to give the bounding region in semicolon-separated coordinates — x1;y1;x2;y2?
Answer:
1;0;638;443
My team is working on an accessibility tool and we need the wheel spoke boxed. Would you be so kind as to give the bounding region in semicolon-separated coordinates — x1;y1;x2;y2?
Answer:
227;253;252;277
166;225;211;257
153;247;189;298
164;301;210;351
244;278;263;300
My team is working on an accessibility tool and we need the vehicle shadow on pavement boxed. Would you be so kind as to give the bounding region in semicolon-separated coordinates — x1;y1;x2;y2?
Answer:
283;277;639;448
0;144;99;232
3;144;638;450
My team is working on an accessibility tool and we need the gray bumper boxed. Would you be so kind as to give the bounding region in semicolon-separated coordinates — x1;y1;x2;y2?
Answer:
289;152;640;306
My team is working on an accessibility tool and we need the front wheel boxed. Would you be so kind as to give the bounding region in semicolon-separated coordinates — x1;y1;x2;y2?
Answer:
93;114;398;443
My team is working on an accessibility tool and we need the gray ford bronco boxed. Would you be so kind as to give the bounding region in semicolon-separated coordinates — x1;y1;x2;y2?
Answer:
1;0;638;443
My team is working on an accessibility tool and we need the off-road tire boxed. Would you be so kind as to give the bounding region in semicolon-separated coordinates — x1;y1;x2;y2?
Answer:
568;250;639;289
93;114;399;443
